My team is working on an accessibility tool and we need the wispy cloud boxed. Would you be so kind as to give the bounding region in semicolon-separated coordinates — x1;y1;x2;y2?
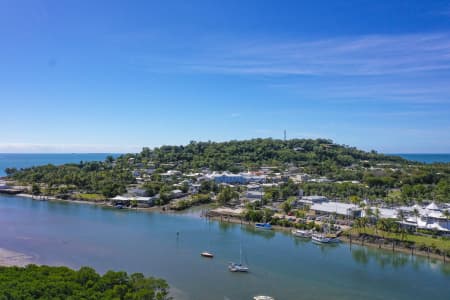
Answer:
230;113;241;118
183;33;450;76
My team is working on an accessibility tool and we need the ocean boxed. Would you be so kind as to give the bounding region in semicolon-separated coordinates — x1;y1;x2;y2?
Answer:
393;153;450;164
0;153;119;176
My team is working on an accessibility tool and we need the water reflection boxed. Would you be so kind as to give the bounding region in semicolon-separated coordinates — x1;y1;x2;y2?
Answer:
240;225;276;240
349;246;449;275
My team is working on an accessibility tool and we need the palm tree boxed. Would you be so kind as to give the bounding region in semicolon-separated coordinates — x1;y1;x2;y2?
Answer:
374;207;380;234
413;208;420;233
444;210;450;231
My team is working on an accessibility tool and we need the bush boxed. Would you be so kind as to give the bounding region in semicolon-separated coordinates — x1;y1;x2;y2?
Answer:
0;265;171;300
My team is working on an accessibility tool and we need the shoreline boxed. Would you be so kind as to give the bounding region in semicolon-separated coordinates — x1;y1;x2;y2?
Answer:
11;193;165;213
3;193;449;264
207;214;450;263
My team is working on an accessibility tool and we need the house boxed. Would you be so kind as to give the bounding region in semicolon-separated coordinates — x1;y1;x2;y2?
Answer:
244;191;264;201
298;195;328;205
398;202;450;232
206;172;266;184
127;187;147;197
111;195;159;207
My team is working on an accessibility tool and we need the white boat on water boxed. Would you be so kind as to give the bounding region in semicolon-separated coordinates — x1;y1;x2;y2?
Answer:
311;233;340;244
200;251;214;258
229;262;249;272
291;229;312;238
229;242;249;272
253;296;275;300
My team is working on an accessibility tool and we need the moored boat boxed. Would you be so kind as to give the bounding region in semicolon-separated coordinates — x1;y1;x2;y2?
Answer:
200;251;214;258
311;233;340;244
292;229;312;238
228;262;249;272
229;241;249;272
253;296;275;300
255;222;272;230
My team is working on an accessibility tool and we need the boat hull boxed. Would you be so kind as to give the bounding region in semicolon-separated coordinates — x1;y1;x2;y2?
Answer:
201;252;214;258
228;263;249;272
292;230;312;238
255;223;272;230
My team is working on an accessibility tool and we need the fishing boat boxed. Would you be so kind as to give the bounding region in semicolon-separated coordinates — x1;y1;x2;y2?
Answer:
311;233;340;244
229;242;249;272
200;251;214;258
253;296;275;300
291;229;312;238
255;222;272;230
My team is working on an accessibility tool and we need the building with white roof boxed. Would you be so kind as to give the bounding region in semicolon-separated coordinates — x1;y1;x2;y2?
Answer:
311;201;362;218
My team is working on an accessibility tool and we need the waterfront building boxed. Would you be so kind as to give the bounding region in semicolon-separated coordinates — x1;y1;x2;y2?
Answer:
311;201;362;218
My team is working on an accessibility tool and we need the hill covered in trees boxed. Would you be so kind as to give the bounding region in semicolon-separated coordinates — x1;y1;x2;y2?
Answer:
5;139;450;202
139;138;407;171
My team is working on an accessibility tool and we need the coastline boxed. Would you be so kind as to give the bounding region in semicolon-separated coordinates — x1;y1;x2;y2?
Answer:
12;193;165;213
208;214;450;263
4;193;449;264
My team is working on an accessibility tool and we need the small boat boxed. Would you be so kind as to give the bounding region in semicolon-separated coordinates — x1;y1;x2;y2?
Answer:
229;242;249;272
292;229;312;238
311;233;340;244
115;204;124;209
253;296;275;300
255;222;272;230
200;251;214;258
228;262;249;272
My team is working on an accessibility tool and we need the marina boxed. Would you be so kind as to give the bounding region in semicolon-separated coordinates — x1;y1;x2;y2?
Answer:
0;194;449;300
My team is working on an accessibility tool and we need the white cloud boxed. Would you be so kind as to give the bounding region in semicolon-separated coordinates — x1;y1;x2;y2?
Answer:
185;33;450;76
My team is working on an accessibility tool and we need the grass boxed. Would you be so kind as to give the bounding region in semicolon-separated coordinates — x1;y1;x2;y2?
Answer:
348;227;450;251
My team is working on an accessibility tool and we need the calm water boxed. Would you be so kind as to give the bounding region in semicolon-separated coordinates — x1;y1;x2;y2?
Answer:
0;195;448;300
393;153;450;164
0;153;119;176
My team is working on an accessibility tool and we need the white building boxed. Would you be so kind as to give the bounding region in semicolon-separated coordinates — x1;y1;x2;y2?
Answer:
207;172;266;184
311;201;362;218
299;195;328;205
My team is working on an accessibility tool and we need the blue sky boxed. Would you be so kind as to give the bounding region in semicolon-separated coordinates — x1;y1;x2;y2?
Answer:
1;0;450;153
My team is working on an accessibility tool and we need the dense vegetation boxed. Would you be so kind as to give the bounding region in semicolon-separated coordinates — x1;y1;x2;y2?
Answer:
0;265;170;300
5;139;450;203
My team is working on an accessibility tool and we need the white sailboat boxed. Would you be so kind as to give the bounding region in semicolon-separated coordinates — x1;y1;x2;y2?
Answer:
228;243;249;272
253;296;275;300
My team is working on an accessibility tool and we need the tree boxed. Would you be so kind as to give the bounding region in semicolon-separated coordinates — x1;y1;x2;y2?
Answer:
281;201;292;215
31;183;41;196
0;265;171;300
350;195;360;205
413;208;420;232
444;210;450;231
217;186;239;205
5;167;18;176
131;199;138;208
